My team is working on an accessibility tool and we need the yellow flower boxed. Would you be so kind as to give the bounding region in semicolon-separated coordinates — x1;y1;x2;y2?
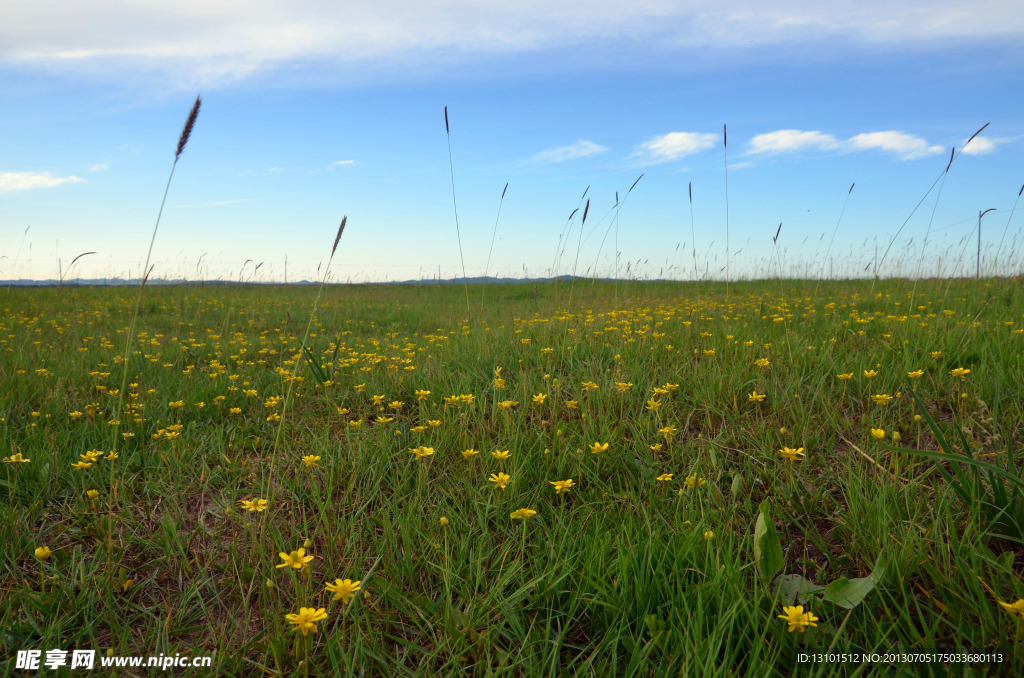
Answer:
87;489;99;499
301;455;321;468
590;442;609;454
229;407;242;414
371;395;385;405
999;599;1024;615
489;472;511;490
649;443;663;452
389;401;405;410
871;394;893;405
348;419;363;428
2;452;30;463
409;446;435;460
277;548;314;569
779;447;804;462
702;349;717;356
836;373;853;380
930;351;942;359
564;400;579;409
615;382;633;392
71;461;93;470
285;607;327;635
863;370;878;378
656;473;673;482
581;381;599;391
684;474;706;488
376;416;394;423
415;390;431;400
659;425;678;438
34;546;51;560
462;448;480;458
892;431;901;443
754;358;770;369
510;508;537;520
949;367;970;379
645;399;662;411
778;605;819;633
238;498;268;512
748;391;766;403
497;400;519;410
550;478;575;494
325;578;362;604
425;419;441;428
703;530;715;540
532;393;547;404
69;411;83;419
105;451;118;461
907;370;924;379
492;449;511;461
871;428;886;440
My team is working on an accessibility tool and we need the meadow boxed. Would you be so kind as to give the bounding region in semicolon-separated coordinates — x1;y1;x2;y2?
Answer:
2;276;1024;676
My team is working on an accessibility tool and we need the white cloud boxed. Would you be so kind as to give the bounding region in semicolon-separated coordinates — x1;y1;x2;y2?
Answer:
960;135;996;155
2;1;1022;85
746;129;840;155
847;131;944;159
89;163;108;172
744;128;946;160
533;140;607;163
330;160;356;168
633;132;717;163
0;171;84;193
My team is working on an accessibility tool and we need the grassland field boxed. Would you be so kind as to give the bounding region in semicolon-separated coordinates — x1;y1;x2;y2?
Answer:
3;277;1024;677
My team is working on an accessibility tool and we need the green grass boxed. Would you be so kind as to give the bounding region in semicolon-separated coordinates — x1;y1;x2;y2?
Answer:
2;277;1024;676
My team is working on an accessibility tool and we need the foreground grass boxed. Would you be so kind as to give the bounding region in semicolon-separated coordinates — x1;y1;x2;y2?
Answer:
2;278;1023;676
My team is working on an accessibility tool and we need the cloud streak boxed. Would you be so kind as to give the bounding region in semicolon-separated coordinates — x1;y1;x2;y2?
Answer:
632;132;717;164
746;129;945;160
2;1;1021;85
0;171;84;193
533;140;607;163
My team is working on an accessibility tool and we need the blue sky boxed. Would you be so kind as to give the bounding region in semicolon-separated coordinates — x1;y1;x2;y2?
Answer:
2;1;1023;282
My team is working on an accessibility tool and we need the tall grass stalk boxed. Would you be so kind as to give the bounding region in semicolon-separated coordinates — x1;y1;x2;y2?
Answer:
113;94;201;458
994;182;1024;275
874;123;988;292
723;124;730;297
480;182;509;309
813;183;854;297
443;106;471;316
269;216;347;484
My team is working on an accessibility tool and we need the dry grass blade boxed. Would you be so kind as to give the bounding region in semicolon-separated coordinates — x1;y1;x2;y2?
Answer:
175;95;202;160
332;216;348;258
582;199;590;224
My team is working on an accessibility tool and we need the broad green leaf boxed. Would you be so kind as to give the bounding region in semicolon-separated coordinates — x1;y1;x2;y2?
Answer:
775;574;824;605
754;499;783;580
823;575;875;609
